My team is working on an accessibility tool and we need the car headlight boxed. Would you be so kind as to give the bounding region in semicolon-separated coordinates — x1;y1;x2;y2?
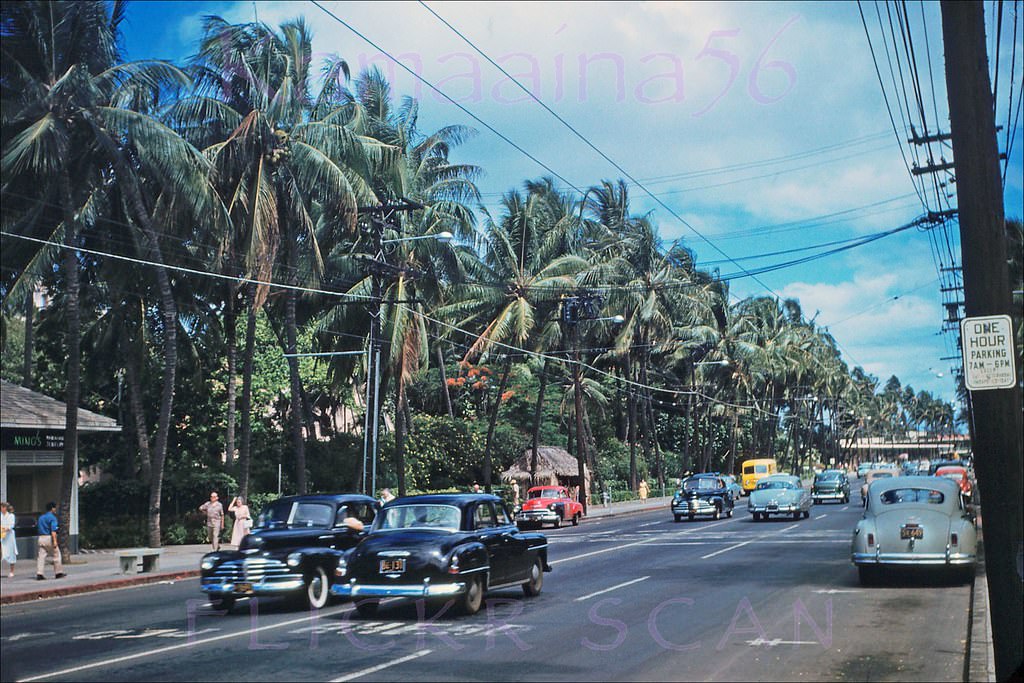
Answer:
335;555;347;577
201;557;216;570
286;552;302;568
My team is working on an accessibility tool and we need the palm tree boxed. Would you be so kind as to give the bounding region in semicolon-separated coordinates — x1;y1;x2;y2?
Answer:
2;0;216;547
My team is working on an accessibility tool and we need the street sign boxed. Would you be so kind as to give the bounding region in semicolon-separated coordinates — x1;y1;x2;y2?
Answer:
960;314;1017;390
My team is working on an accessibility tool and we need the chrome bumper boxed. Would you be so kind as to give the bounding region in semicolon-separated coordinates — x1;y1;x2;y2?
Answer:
749;504;797;513
517;510;557;522
672;499;716;515
330;578;466;598
200;578;305;595
852;552;976;566
813;491;845;499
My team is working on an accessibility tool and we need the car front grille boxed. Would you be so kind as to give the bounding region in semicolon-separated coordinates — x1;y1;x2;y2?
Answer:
211;558;292;582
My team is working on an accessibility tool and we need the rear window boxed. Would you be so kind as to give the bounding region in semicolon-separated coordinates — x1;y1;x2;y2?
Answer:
879;488;945;505
683;478;721;491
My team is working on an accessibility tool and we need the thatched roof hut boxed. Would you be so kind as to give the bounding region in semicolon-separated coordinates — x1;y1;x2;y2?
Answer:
500;446;590;489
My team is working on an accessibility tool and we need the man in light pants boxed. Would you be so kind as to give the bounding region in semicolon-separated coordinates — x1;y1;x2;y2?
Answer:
36;501;65;580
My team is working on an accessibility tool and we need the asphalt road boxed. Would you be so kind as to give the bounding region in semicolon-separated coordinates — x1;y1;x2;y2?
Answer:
0;500;972;682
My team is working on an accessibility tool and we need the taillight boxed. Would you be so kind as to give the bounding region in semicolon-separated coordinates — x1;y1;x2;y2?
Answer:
867;533;875;546
951;533;958;546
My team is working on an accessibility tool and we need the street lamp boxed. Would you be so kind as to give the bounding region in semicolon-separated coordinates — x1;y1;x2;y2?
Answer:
695;359;730;367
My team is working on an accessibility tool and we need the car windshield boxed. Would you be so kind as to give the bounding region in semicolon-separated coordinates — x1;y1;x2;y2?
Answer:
756;480;796;490
529;489;561;499
871;472;893;479
376;504;461;532
683;478;719;491
940;471;964;481
815;472;843;481
256;501;333;529
879;488;945;505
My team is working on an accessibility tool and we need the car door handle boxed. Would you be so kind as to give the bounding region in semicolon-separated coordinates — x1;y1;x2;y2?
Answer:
317;535;334;541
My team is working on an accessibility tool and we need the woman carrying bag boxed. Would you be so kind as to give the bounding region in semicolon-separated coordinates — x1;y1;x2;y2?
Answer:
228;496;252;547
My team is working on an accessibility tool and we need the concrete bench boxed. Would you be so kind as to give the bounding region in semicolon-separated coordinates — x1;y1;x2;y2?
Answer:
115;548;163;574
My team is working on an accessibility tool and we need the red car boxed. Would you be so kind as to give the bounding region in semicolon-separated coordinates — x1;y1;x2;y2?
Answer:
515;486;584;528
935;466;973;499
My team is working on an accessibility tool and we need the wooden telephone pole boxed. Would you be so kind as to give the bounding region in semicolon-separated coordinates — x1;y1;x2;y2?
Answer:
940;2;1023;678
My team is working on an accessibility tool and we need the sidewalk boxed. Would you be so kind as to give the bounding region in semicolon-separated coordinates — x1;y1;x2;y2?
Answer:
0;544;208;605
0;497;671;606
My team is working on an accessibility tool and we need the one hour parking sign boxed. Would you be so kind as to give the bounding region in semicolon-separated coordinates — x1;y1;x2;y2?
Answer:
960;314;1017;390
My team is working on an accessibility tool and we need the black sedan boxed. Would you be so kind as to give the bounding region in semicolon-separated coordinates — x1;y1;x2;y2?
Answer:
671;473;735;521
200;494;378;611
330;494;550;616
811;469;850;504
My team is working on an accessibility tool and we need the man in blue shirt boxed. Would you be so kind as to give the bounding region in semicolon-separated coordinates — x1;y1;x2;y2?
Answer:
36;502;65;580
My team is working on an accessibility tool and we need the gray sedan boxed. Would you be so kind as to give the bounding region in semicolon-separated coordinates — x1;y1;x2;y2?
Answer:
851;475;976;585
748;474;813;521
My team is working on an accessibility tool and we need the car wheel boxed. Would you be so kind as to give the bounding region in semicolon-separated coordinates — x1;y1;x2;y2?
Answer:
355;599;379;617
457;575;484;616
843;495;849;504
793;511;801;521
305;566;330;610
571;514;580;527
752;512;761;521
688;513;695;521
813;498;819;505
803;510;810;519
713;505;721;520
210;595;235;612
522;558;544;597
673;514;682;523
552;517;561;529
726;508;733;518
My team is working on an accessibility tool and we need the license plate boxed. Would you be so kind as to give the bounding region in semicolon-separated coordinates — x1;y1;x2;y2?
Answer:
235;582;254;594
901;527;924;539
380;558;406;574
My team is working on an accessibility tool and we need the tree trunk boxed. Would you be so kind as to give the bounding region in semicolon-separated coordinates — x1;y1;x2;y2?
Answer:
123;328;152;482
582;405;603;493
626;359;638;493
725;406;739;476
482;356;512;492
224;287;237;465
394;377;407;497
21;288;33;389
57;172;80;560
237;285;258;500
529;358;550;484
284;282;307;494
436;343;454;418
120;184;178;549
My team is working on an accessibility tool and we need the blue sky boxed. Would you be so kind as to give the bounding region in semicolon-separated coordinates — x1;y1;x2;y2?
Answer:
120;1;1024;404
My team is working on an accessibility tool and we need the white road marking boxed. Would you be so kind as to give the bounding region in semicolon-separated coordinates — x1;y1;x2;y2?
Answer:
813;588;861;594
574;576;650;602
701;541;753;559
5;632;55;642
841;506;850;510
549;518;737;565
638;520;663;527
779;523;800;532
747;637;820;647
329;649;434;682
814;514;828;520
17;606;350;683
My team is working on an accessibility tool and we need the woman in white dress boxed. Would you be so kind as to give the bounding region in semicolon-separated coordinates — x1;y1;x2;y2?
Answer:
1;501;17;578
228;496;251;547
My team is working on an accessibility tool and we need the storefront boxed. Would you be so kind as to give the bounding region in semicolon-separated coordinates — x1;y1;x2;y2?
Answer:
0;380;120;556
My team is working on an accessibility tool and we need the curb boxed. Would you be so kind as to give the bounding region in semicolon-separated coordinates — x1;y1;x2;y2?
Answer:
966;514;996;682
0;569;200;605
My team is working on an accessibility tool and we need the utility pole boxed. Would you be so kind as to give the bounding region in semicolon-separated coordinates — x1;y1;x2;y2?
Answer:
940;3;1023;679
358;199;422;498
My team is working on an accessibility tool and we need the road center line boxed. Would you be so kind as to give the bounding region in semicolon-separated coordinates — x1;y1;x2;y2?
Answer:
779;523;800;532
638;520;663;527
701;541;753;559
329;649;433;682
550;518;736;565
16;605;351;683
574;576;650;602
814;514;828;520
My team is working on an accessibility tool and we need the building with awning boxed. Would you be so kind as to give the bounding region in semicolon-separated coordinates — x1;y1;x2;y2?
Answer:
0;380;120;555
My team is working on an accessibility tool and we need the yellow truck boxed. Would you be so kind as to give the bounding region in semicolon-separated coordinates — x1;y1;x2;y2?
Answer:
741;458;778;494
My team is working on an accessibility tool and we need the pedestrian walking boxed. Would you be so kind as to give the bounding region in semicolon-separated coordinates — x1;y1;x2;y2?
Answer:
638;478;649;502
1;501;17;578
199;492;225;551
511;480;520;507
35;502;64;580
227;496;251;547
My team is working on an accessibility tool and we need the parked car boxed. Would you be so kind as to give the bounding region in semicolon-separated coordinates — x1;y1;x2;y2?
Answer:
851;475;976;585
812;469;850;504
860;469;898;505
748;474;812;521
199;494;378;611
928;459;962;475
935;465;973;501
671;474;735;521
330;494;550;616
515;485;584;528
721;474;744;502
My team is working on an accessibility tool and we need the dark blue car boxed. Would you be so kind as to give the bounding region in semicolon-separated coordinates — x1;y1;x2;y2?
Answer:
330;494;550;616
671;473;735;521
